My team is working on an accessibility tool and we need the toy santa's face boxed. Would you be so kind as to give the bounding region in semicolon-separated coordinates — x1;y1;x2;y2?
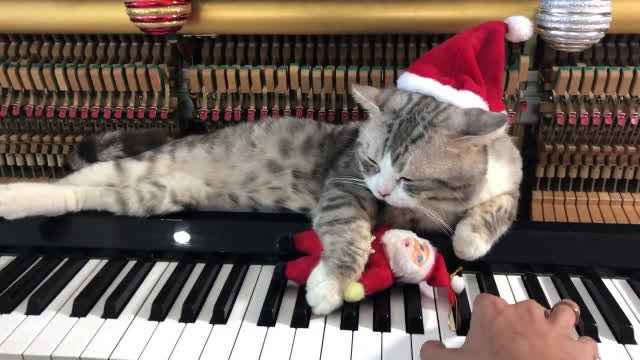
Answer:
403;237;430;267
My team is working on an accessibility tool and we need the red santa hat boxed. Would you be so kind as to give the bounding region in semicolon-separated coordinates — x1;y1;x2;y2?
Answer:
396;15;534;113
424;251;466;306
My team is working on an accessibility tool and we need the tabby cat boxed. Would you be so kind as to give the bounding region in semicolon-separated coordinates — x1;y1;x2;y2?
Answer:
0;85;522;314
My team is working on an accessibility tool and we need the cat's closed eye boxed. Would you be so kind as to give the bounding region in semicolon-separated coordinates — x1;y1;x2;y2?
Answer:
365;156;379;170
399;177;414;183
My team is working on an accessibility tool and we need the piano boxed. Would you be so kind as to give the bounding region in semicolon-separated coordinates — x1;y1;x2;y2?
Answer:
0;1;639;359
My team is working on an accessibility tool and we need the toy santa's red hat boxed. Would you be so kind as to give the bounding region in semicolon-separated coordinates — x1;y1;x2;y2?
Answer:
423;249;466;306
396;16;534;113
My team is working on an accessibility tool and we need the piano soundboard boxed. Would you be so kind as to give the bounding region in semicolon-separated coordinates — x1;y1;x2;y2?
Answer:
0;1;639;359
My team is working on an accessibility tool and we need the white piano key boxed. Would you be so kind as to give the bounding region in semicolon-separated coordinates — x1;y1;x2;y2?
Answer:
0;259;100;360
289;314;326;360
168;264;233;360
320;306;352;360
382;287;411;360
352;298;381;360
80;261;169;360
603;279;640;359
259;281;299;360
538;275;579;339
434;286;466;349
199;265;262;360
0;256;15;272
228;265;274;360
411;284;439;360
0;258;67;345
613;280;640;324
571;277;632;360
462;273;482;311
51;260;136;360
494;275;516;304
138;263;205;360
507;275;530;302
23;260;107;360
109;262;178;360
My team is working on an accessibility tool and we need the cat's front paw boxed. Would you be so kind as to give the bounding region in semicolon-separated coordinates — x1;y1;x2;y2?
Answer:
0;183;70;220
305;261;344;315
452;218;492;261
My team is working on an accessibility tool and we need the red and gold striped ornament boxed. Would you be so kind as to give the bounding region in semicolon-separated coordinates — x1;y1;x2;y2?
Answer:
124;0;192;35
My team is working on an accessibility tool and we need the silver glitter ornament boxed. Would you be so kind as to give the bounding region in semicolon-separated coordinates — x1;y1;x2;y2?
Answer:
536;0;612;52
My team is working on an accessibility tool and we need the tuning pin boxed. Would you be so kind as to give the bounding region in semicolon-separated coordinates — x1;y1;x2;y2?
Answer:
306;109;314;119
103;106;111;120
568;111;577;125
11;104;20;117
211;108;220;121
25;104;33;118
318;110;326;122
69;105;77;119
114;106;123;119
328;109;336;122
247;108;255;122
160;107;168;120
58;106;68;119
295;106;303;118
351;109;359;121
126;106;134;120
46;105;55;118
0;105;8;117
35;105;44;118
234;108;242;121
199;108;208;121
148;106;157;119
137;106;146;119
90;106;100;119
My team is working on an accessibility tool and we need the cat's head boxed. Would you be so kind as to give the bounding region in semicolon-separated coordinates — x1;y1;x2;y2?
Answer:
352;84;508;210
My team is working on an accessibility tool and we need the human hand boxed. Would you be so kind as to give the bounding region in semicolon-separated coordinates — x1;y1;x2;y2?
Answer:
420;293;598;360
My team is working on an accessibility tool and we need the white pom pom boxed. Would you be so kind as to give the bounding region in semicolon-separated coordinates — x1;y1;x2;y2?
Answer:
504;15;534;42
450;275;465;294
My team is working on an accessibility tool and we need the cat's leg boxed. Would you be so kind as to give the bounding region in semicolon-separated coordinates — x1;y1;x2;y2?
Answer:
452;191;519;260
0;172;209;219
305;186;377;314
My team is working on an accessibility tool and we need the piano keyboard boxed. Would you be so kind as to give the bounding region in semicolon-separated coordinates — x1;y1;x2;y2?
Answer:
0;256;639;360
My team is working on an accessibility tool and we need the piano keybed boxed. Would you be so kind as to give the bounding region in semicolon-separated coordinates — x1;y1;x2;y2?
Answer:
0;254;639;359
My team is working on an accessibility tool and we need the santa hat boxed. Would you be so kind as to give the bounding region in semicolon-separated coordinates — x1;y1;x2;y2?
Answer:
396;15;534;113
423;251;466;306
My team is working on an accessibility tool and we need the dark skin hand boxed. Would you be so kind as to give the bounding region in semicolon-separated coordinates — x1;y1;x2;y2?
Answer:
421;294;598;360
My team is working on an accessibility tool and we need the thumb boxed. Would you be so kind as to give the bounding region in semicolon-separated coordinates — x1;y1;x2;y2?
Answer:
420;340;447;359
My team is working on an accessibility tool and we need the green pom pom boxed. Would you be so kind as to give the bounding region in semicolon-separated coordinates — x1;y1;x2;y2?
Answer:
344;281;365;302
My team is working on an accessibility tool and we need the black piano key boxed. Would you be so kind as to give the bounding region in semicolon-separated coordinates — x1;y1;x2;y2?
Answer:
522;272;551;308
103;259;156;319
149;261;196;321
476;272;500;297
0;257;63;313
180;261;222;323
0;255;38;294
72;258;127;317
628;278;640;303
551;272;599;341
291;286;311;328
582;274;635;344
212;263;249;324
258;263;288;327
403;284;424;334
26;258;88;315
340;301;359;331
373;289;391;333
455;287;472;336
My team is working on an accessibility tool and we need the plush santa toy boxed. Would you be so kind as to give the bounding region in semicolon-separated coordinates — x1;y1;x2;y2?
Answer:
285;225;465;306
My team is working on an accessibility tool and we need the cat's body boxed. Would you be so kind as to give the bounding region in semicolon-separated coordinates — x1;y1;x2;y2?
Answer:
0;86;522;314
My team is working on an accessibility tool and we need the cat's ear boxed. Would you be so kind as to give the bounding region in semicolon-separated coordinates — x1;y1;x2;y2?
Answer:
448;108;508;140
351;84;382;114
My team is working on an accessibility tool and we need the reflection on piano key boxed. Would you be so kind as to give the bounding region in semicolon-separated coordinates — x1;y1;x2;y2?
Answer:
81;261;169;360
290;312;325;360
71;258;127;317
104;259;156;319
572;277;632;360
340;301;359;331
212;263;250;324
180;260;221;323
0;257;63;314
382;286;411;360
462;273;481;311
149;260;196;322
582;274;635;344
290;287;311;329
402;284;423;334
108;262;177;360
494;274;516;304
229;264;274;360
320;302;352;360
169;263;232;360
259;280;299;360
373;289;390;333
0;256;38;295
23;260;107;360
551;271;599;340
0;259;99;360
434;285;466;349
200;265;261;360
258;263;288;328
352;297;381;360
522;272;550;308
538;275;579;339
26;258;88;315
506;275;529;302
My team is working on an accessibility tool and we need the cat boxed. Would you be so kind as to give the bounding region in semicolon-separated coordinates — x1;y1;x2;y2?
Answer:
0;85;522;314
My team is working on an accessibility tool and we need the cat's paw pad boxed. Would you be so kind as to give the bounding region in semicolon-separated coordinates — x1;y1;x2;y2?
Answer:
453;220;492;261
305;262;344;315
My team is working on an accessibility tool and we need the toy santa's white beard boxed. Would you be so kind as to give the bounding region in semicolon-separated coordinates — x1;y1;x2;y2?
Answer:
381;229;436;284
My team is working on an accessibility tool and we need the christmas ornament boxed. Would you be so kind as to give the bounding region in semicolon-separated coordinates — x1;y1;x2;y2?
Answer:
124;0;192;35
535;0;612;52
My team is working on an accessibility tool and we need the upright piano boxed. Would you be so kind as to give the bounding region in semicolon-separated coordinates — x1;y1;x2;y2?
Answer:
0;1;638;359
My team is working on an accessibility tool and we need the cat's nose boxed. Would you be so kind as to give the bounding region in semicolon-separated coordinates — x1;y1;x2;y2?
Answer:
376;181;396;197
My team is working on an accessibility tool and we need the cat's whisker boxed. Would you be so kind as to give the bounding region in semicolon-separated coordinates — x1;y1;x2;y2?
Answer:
416;205;454;237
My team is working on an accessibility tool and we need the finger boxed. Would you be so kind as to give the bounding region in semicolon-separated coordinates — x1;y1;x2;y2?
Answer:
473;293;508;313
548;299;580;330
576;336;599;359
420;340;447;360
